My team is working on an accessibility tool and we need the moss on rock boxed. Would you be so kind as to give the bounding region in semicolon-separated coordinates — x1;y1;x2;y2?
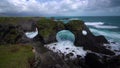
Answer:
36;18;65;44
65;20;84;31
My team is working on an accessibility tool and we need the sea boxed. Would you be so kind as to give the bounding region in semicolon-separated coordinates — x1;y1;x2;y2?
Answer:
53;16;120;44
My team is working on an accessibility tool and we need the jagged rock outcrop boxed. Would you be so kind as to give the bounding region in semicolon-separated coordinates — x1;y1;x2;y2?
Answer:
32;41;83;68
65;20;114;55
0;17;38;44
33;19;117;68
36;19;112;55
85;52;120;68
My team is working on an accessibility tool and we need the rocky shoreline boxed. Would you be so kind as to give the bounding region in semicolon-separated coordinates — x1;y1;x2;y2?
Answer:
0;17;119;68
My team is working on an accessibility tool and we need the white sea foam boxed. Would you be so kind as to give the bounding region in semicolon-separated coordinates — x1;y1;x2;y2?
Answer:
104;40;120;55
90;28;120;40
85;22;119;29
93;25;118;29
44;41;87;59
25;28;38;39
85;22;104;26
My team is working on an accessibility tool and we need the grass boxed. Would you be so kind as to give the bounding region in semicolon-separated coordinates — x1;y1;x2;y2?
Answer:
0;44;34;68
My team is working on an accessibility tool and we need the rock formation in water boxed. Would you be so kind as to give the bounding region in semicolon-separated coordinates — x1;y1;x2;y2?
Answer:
33;18;119;68
35;18;114;55
0;17;119;68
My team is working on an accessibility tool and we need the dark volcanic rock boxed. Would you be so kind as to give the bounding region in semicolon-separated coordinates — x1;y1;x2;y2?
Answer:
107;55;120;68
65;20;95;46
65;20;115;55
95;35;109;44
85;52;120;68
32;42;71;68
85;52;106;68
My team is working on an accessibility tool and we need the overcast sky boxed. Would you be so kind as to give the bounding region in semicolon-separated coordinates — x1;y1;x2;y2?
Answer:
0;0;120;16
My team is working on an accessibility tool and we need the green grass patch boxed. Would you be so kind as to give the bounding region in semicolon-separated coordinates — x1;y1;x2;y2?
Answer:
0;44;34;68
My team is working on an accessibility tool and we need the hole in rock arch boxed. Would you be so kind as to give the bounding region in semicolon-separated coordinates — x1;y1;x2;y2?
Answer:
25;28;38;39
56;30;75;43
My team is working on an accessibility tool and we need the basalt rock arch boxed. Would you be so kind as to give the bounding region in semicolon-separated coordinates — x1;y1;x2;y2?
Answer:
35;18;114;55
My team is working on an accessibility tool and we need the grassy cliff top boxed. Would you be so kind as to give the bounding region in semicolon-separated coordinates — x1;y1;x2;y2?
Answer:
0;44;34;68
0;17;35;25
65;20;84;31
37;17;64;38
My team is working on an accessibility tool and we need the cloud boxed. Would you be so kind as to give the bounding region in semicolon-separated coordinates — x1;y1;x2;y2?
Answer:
0;0;120;16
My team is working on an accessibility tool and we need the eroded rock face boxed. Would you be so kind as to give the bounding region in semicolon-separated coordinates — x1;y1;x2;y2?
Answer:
33;19;117;68
36;18;65;44
65;20;95;46
65;20;114;55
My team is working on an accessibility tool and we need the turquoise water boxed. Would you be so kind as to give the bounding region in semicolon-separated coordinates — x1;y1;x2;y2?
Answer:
56;30;75;43
53;16;120;43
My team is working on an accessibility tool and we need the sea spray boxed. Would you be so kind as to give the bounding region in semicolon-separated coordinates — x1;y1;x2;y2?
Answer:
104;40;120;55
56;30;75;43
45;41;87;59
90;28;120;42
25;28;38;39
85;22;119;29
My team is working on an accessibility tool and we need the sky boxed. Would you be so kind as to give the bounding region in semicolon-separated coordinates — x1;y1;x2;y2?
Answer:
0;0;120;16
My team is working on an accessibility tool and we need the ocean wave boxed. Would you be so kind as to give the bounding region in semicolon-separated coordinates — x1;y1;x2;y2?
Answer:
104;40;120;55
85;22;104;26
90;28;120;42
93;25;119;29
85;22;119;29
